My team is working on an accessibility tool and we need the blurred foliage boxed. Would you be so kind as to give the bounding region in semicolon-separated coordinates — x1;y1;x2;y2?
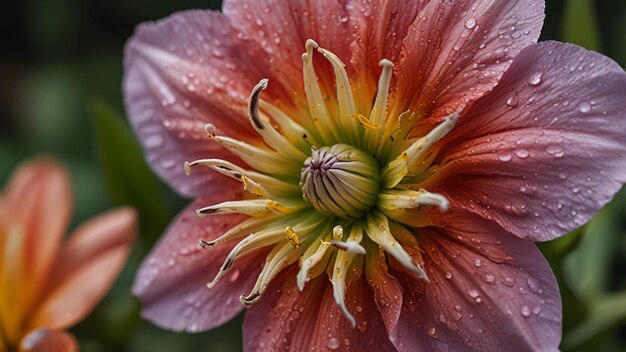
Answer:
1;0;626;351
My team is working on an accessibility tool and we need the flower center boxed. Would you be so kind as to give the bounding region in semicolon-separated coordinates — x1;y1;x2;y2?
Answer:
300;145;380;219
184;39;458;328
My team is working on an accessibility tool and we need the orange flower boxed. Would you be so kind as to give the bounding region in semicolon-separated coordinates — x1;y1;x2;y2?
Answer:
0;157;136;352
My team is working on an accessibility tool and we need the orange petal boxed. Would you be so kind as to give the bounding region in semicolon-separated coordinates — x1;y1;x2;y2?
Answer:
0;157;72;333
19;328;78;352
29;207;137;330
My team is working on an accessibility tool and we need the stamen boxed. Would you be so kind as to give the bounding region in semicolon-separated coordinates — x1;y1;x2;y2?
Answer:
331;223;365;327
209;134;301;176
248;79;308;160
200;215;294;248
259;100;319;149
370;59;394;127
302;39;338;144
185;159;271;198
381;111;458;189
364;59;394;152
196;199;303;217
296;224;335;290
185;159;300;198
378;189;449;212
329;239;366;255
211;227;286;285
317;45;360;144
365;212;429;281
240;242;300;306
208;215;322;288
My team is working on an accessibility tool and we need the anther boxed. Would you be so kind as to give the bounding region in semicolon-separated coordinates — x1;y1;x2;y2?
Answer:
248;79;269;130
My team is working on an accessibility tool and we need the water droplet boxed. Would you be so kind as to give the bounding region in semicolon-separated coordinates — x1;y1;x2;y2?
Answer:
326;337;340;350
558;172;567;180
473;259;483;267
497;150;513;162
468;289;480;299
532;306;542;315
425;322;439;339
520;305;531;317
145;134;163;148
484;273;496;284
465;18;477;29
338;15;349;23
577;101;591;114
445;271;453;279
506;94;519;107
527;276;540;293
546;145;564;158
161;159;176;169
527;71;543;86
514;149;529;159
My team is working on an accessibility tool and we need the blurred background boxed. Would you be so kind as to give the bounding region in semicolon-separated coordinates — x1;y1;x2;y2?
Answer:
1;0;625;351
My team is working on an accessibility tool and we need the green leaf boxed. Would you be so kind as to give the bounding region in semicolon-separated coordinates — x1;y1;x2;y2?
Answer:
91;98;171;247
562;292;626;350
561;0;601;51
563;209;619;302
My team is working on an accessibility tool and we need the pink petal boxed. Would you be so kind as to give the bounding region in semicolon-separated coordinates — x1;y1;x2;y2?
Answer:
428;41;626;241
223;0;354;94
393;0;544;121
132;190;265;332
365;250;403;335
20;329;78;352
390;211;561;351
124;10;290;197
243;267;396;351
30;208;137;330
347;0;428;78
2;157;71;310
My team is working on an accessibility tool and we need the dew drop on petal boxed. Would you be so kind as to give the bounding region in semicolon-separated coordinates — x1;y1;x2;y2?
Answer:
528;71;543;86
468;289;480;299
520;305;531;317
465;18;477;29
578;101;591;114
506;94;519;107
497;150;512;162
326;337;340;350
513;148;529;159
484;273;496;284
546;145;564;158
527;276;540;293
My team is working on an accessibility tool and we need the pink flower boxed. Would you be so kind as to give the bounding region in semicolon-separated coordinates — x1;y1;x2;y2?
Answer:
0;157;137;351
124;1;626;350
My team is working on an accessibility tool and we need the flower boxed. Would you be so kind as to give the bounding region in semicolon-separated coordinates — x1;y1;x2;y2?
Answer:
0;157;137;351
124;0;626;350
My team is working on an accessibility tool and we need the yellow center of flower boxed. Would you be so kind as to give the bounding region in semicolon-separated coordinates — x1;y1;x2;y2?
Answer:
185;39;457;327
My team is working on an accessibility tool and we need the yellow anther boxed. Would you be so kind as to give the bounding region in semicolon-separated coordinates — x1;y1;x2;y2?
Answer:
285;226;300;248
351;113;381;130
